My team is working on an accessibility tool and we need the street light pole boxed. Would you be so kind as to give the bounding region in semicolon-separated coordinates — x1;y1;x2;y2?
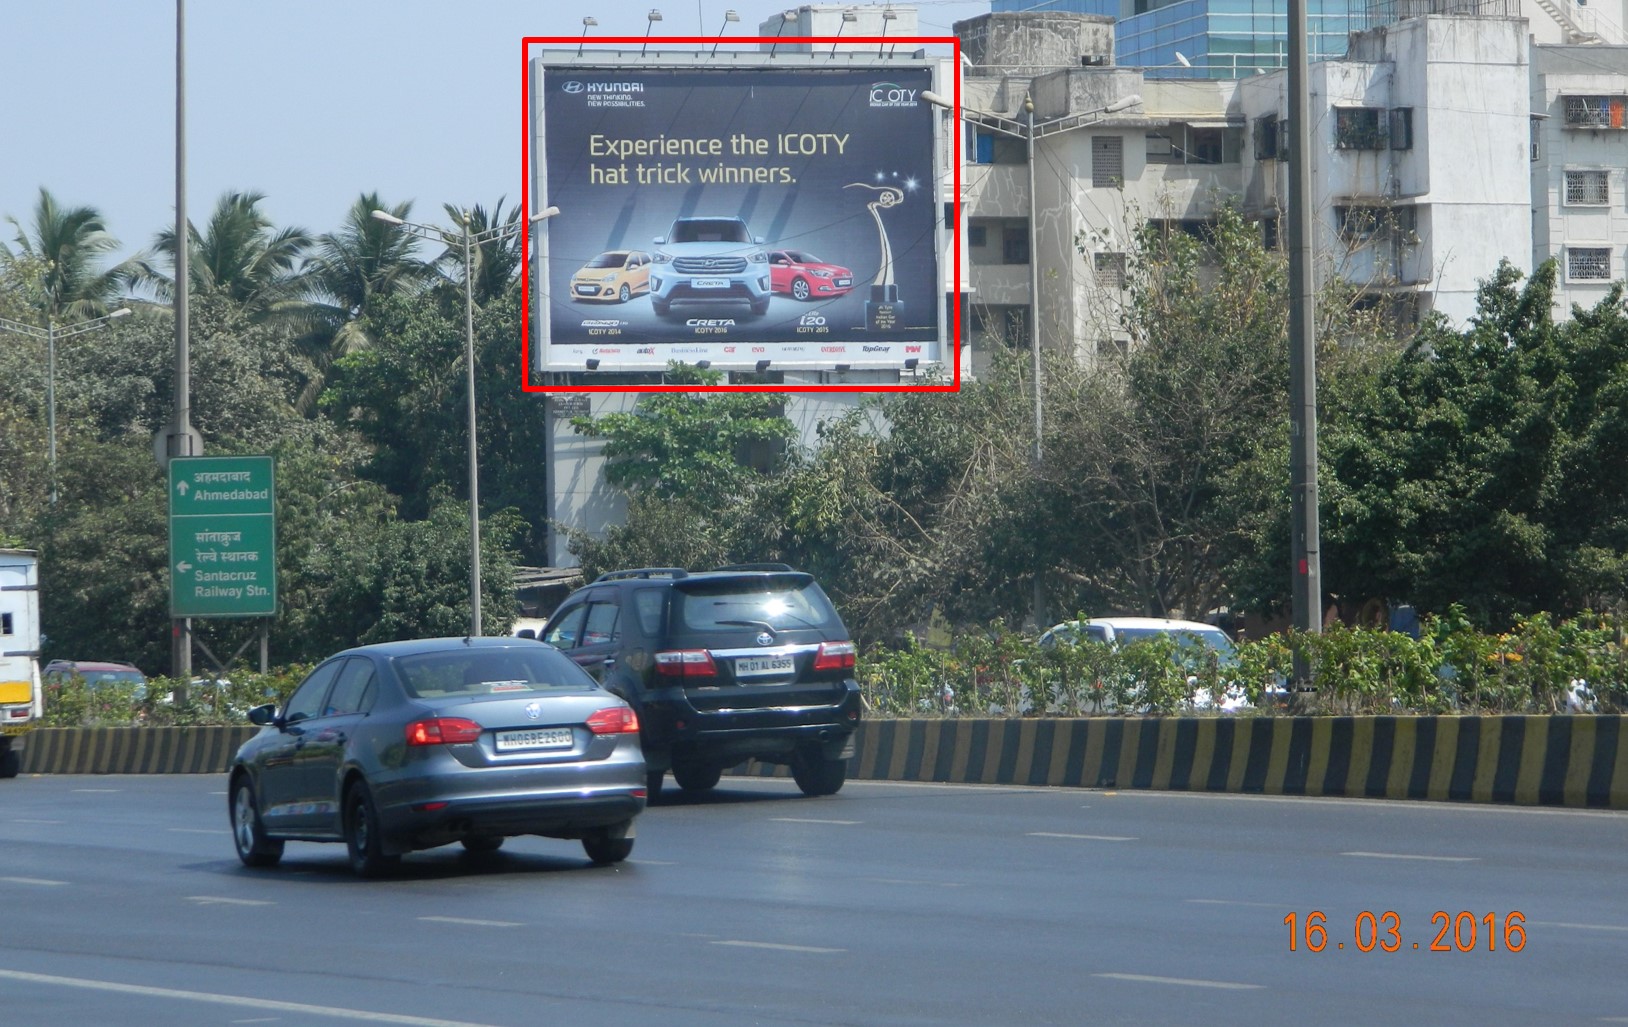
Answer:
371;205;561;637
1287;0;1321;691
0;308;132;505
922;88;1140;628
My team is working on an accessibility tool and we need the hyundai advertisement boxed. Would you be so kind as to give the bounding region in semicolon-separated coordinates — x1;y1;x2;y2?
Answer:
535;62;942;373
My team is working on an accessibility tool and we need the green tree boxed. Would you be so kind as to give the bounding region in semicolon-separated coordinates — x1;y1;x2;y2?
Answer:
0;186;131;322
129;190;315;326
434;199;525;305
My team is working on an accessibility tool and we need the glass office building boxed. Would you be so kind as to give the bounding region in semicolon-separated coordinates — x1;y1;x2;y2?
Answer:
990;0;1368;78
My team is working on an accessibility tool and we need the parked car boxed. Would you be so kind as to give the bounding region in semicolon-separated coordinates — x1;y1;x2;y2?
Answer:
42;660;149;700
569;249;652;303
1037;617;1249;711
768;250;856;300
228;637;646;877
540;565;861;798
648;216;771;316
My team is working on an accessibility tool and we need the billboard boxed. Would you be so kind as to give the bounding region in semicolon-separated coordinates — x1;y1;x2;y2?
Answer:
533;59;943;375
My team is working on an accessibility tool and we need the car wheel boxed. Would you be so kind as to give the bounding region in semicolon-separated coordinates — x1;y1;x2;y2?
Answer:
343;781;399;878
582;820;635;865
672;761;722;793
750;295;770;316
645;768;665;803
461;835;504;854
230;777;284;868
791;277;810;301
618;284;631;303
0;745;19;779
651;296;671;316
791;751;848;797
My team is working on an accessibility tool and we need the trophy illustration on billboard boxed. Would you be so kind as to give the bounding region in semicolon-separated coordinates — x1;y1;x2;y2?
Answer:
845;181;906;333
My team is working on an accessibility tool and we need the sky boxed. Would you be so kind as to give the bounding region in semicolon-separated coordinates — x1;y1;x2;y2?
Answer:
0;1;990;265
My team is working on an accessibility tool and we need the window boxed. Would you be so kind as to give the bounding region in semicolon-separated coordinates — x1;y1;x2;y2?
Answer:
968;225;987;248
581;601;621;647
1567;246;1611;280
1002;225;1030;265
1145;131;1175;164
1388;108;1413;150
1563;95;1627;129
284;661;342;723
1093;252;1126;288
1335;205;1416;242
972;304;1029;349
1188;127;1225;165
0;612;10;635
324;659;377;717
1564;170;1610;206
1254;115;1280;161
633;588;666;636
1146;218;1214;242
1091;135;1123;188
1335;107;1385;150
1261;214;1280;251
544;603;588;649
975;130;1027;164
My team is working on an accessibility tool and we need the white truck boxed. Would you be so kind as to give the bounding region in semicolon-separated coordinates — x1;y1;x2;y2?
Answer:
0;549;42;778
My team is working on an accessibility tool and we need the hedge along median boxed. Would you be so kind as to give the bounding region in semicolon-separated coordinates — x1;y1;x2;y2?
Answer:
15;717;1628;810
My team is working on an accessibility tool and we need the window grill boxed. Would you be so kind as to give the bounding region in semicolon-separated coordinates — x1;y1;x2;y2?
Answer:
1563;95;1627;129
1567;247;1611;280
1564;170;1610;205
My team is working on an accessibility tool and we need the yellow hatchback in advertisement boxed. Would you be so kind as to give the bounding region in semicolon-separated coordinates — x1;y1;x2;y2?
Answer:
569;250;652;304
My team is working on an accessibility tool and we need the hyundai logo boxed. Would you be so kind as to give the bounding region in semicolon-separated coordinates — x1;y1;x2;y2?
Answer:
756;632;775;646
525;701;542;720
562;81;585;94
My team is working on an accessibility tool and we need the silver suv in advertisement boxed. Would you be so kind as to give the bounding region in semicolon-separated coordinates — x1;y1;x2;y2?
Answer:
649;216;771;316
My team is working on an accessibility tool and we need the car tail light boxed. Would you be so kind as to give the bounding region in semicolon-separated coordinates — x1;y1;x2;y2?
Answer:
405;717;484;746
586;706;640;735
654;649;718;678
813;641;857;672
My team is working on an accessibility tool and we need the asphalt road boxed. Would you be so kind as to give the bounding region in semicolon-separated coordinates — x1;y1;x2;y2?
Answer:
0;773;1625;1025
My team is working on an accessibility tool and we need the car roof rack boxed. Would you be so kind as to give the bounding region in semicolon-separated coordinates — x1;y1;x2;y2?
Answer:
593;567;690;582
711;562;796;573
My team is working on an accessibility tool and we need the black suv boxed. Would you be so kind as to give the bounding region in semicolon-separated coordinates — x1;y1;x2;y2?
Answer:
536;566;860;797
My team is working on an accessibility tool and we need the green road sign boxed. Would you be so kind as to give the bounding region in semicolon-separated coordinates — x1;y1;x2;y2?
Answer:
168;456;276;618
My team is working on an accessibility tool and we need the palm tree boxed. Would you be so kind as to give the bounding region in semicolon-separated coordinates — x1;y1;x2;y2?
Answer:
128;190;314;325
434;199;524;305
0;187;130;322
305;191;436;357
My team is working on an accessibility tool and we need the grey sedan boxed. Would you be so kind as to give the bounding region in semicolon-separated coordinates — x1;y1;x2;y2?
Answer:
229;637;647;876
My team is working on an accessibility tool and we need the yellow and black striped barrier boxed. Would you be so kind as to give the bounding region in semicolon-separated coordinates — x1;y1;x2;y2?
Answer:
11;718;1628;809
737;716;1628;810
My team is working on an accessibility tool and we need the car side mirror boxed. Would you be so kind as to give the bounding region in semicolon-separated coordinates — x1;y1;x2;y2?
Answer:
653;236;667;245
516;628;537;640
754;236;765;244
247;703;280;727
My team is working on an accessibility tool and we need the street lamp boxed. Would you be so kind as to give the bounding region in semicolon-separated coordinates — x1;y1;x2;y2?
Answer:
578;16;597;56
0;307;133;505
710;10;739;57
921;89;1140;464
370;205;561;636
642;9;662;57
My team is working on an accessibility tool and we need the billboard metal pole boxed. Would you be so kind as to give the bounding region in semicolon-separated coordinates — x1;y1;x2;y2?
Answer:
1287;0;1322;694
172;0;195;681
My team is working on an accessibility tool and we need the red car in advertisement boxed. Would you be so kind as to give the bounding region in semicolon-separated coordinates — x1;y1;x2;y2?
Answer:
769;250;856;301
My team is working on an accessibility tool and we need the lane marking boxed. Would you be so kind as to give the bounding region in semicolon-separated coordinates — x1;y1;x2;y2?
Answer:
1093;973;1263;991
0;877;67;887
628;859;677;866
1117;789;1628;819
1029;832;1136;842
1532;921;1628;933
1341;851;1478;863
769;817;860;825
712;940;845;954
8;819;64;825
864;878;968;888
0;969;501;1026
418;916;522;928
168;828;227;835
187;897;273;907
1186;899;1283;908
70;789;121;793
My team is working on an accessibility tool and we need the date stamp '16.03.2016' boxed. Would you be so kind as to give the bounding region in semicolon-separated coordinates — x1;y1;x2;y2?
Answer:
1285;911;1527;953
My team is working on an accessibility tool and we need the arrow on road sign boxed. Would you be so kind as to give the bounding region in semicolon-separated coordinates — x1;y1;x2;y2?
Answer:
177;481;190;496
176;561;192;574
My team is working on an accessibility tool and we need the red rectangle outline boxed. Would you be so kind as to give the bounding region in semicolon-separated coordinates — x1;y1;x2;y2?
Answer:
519;35;962;394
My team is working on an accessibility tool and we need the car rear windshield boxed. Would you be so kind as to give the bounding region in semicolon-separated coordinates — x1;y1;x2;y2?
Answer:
671;219;750;243
392;648;592;699
671;576;839;634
